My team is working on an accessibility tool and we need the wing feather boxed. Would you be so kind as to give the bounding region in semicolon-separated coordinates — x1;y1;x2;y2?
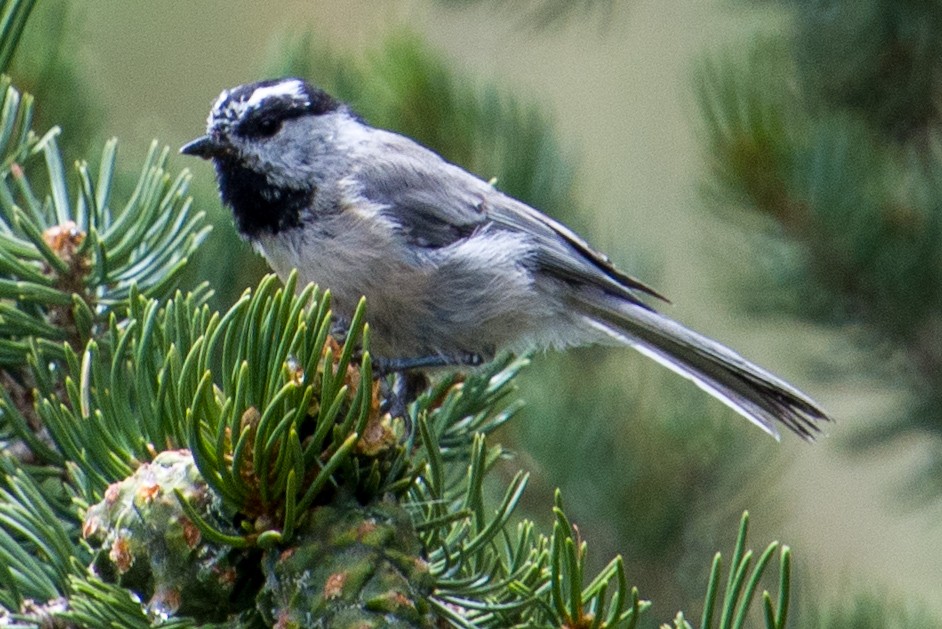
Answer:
351;131;664;305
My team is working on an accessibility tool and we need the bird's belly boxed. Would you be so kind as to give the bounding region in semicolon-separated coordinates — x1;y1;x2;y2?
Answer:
254;226;585;360
254;226;407;326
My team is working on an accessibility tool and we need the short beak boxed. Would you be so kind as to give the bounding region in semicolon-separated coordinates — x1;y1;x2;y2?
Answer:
180;134;228;159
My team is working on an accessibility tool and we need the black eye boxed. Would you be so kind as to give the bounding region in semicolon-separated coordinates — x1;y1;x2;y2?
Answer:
257;118;281;136
240;116;282;138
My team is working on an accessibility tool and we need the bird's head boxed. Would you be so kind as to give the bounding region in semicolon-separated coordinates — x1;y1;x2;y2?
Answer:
181;78;347;236
182;77;343;185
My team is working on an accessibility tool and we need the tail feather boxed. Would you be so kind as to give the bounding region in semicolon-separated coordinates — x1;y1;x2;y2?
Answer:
580;298;831;440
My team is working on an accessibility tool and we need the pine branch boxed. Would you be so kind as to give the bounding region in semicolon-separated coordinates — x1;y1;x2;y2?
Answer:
0;0;34;75
0;458;78;616
0;77;207;373
793;0;942;140
0;269;796;627
696;7;942;462
0;75;208;467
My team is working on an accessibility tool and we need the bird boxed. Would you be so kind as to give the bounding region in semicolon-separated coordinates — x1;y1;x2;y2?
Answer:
181;77;830;440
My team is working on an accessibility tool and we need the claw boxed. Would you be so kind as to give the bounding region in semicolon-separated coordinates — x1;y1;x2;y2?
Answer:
374;353;485;436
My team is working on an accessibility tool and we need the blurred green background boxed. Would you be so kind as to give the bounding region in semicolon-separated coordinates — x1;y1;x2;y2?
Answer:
19;0;942;625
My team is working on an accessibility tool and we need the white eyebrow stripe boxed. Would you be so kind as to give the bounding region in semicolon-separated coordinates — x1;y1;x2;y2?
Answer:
245;80;308;110
210;88;231;118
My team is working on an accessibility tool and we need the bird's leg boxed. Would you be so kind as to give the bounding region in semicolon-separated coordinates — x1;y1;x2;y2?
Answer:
382;372;429;430
376;353;485;434
329;317;350;345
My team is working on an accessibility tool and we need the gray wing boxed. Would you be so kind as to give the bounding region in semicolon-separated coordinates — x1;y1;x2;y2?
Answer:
486;192;668;303
353;131;666;305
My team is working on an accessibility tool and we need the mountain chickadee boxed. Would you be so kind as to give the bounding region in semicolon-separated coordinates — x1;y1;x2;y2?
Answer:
181;77;830;440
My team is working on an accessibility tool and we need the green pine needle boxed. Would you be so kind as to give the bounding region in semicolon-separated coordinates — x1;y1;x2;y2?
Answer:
694;512;791;629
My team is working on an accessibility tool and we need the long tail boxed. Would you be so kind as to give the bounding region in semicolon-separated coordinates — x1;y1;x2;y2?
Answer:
578;297;830;440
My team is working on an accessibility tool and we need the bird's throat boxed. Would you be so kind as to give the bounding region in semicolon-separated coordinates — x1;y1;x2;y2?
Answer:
214;159;313;239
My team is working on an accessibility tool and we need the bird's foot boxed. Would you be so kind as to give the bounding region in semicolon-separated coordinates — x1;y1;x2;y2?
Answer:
373;352;484;375
375;353;485;436
380;371;430;433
